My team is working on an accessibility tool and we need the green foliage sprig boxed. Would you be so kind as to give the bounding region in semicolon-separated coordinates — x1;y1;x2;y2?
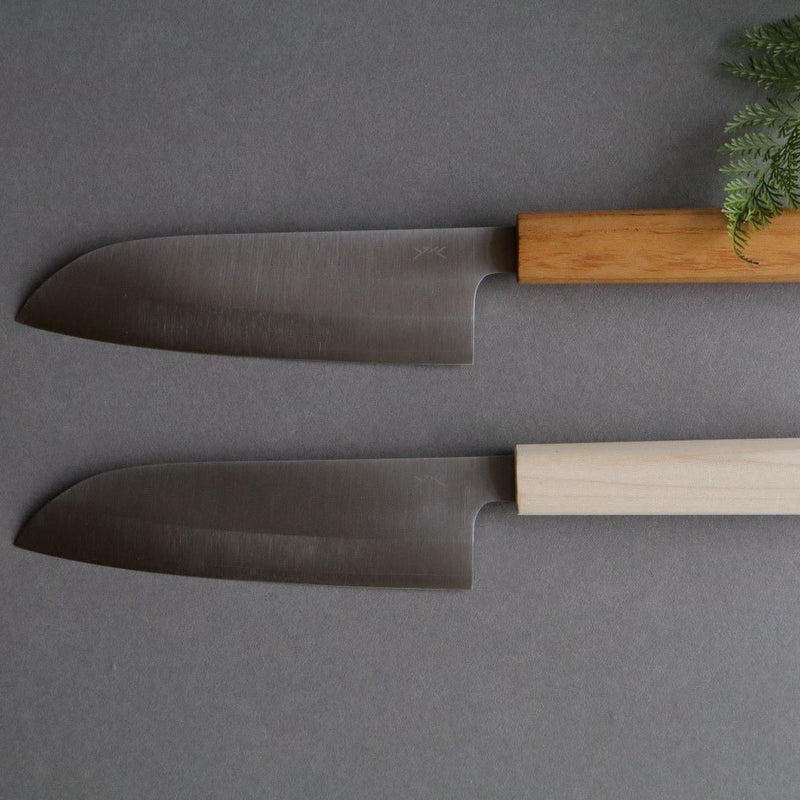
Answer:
720;17;800;259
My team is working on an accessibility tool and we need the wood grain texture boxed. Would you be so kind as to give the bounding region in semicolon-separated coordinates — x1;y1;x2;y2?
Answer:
515;439;800;515
517;208;800;283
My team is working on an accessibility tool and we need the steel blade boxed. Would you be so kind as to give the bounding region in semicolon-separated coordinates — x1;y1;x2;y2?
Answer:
16;456;515;588
17;227;516;364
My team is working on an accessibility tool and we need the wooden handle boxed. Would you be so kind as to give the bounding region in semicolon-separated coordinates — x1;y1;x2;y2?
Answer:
517;208;800;283
515;439;800;515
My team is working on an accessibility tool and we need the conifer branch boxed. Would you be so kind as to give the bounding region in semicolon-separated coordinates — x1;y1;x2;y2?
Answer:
721;17;800;259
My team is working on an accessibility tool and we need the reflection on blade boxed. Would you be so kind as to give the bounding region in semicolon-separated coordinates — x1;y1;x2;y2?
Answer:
17;227;516;364
16;456;516;588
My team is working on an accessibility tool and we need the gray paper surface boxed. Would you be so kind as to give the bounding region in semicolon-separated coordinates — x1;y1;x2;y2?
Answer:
3;1;800;797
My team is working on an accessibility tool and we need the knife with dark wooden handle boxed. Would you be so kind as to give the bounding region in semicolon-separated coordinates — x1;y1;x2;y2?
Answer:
17;438;800;589
17;209;800;364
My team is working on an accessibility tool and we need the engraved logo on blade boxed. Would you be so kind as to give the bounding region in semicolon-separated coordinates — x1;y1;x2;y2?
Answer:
413;246;447;261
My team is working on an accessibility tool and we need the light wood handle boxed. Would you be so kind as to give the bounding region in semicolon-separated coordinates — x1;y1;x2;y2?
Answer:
515;439;800;515
517;209;800;283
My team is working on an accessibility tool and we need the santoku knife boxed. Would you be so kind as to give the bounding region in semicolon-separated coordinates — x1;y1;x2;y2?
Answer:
17;438;800;588
17;209;800;364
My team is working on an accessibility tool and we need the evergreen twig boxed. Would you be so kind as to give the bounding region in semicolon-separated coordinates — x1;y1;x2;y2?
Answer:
721;17;800;259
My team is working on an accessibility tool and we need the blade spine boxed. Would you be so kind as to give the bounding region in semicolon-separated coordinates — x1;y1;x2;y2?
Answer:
32;453;514;475
55;225;514;264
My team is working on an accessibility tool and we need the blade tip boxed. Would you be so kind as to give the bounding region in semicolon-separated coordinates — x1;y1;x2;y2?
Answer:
14;517;43;553
15;297;36;327
16;287;57;333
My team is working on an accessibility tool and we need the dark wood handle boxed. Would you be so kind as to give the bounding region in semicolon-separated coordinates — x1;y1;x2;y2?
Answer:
517;208;800;283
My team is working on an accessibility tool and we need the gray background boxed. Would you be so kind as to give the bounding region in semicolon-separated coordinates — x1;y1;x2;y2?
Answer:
3;1;800;797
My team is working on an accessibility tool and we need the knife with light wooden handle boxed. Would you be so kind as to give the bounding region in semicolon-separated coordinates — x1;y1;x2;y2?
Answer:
17;209;800;364
16;438;800;589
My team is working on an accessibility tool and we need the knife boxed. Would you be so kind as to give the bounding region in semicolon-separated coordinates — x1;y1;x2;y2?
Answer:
17;438;800;588
17;209;800;364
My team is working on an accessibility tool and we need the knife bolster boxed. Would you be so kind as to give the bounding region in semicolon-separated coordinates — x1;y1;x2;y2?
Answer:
517;208;800;283
515;438;800;515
